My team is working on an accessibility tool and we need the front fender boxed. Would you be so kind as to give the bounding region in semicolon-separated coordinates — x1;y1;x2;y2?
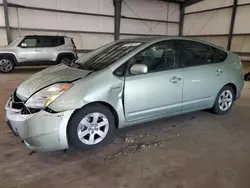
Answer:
48;71;126;128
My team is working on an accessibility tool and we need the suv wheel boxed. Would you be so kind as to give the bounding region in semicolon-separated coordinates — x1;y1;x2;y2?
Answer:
67;104;115;150
213;85;235;115
59;56;72;65
0;57;14;73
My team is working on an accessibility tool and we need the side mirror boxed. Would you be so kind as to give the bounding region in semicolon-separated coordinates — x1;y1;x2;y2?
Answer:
130;64;148;75
21;43;27;47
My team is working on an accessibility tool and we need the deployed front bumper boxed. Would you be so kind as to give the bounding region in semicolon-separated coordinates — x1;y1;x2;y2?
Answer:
5;97;75;152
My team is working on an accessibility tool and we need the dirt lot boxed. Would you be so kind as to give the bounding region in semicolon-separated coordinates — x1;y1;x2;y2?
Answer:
0;66;250;188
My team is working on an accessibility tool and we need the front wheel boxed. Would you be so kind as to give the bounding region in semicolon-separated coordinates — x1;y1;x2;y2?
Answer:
0;57;14;73
213;85;235;115
67;104;115;150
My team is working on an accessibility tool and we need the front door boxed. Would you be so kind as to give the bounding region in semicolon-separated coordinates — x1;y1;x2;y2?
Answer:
17;36;43;64
124;40;183;122
179;40;227;111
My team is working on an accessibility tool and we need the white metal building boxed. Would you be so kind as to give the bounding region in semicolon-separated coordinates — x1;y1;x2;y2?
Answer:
0;0;250;59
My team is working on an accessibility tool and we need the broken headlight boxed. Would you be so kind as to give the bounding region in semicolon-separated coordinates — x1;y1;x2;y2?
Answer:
25;83;73;109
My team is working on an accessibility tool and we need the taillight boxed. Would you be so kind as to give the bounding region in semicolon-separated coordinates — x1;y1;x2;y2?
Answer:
73;46;76;52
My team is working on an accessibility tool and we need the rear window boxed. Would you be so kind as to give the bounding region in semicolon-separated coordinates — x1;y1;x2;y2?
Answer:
213;47;228;63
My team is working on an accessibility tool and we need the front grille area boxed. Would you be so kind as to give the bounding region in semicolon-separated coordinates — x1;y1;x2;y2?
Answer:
12;92;40;115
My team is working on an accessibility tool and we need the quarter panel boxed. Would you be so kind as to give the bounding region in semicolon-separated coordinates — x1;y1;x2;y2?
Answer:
182;63;228;110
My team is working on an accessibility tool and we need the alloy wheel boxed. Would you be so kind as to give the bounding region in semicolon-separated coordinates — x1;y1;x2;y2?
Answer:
77;112;109;145
218;90;233;111
0;59;13;72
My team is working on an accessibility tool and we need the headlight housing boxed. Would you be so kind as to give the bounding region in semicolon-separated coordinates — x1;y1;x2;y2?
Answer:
25;83;73;109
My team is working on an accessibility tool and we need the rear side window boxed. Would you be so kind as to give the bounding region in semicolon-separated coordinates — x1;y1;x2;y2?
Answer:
39;36;65;47
180;40;214;67
213;47;228;63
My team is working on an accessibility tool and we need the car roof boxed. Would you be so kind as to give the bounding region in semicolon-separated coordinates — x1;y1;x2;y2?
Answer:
25;35;71;38
118;36;226;51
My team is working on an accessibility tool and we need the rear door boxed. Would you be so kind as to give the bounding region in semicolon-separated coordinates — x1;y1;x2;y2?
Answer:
16;36;43;63
179;40;227;111
41;36;64;62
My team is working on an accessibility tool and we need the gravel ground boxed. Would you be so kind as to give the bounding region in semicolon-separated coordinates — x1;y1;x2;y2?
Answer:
0;66;250;188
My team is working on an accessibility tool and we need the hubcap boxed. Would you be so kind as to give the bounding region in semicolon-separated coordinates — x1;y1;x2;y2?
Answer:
218;90;233;111
0;59;12;72
77;112;109;145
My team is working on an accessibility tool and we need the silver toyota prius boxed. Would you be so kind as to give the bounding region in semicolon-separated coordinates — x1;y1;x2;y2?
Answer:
5;37;244;152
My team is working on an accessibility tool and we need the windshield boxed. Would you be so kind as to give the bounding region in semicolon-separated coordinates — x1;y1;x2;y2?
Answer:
74;40;145;71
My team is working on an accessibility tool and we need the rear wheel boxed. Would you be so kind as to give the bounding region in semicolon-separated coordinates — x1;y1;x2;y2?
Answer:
213;85;235;115
58;56;74;65
67;104;115;150
0;57;14;73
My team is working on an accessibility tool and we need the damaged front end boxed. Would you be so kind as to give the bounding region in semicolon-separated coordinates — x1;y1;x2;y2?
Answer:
5;91;74;152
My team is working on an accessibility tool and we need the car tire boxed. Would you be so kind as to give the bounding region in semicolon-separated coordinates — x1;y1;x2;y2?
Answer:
59;56;73;65
0;57;14;73
67;104;115;150
213;85;235;115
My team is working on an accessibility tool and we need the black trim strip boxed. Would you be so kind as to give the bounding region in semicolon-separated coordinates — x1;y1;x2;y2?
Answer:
184;5;233;15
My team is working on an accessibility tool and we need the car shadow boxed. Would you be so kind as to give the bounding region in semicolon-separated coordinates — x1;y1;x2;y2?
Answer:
244;72;250;81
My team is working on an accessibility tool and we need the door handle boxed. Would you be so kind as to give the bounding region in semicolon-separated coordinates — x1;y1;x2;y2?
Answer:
35;49;41;52
216;69;223;75
170;76;182;83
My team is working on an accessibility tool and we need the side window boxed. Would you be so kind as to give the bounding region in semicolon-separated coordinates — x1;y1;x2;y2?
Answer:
39;36;64;47
128;41;176;74
21;37;38;48
212;47;228;63
180;40;213;67
58;37;65;45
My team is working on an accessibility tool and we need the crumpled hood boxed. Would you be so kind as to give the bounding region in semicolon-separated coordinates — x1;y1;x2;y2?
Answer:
16;64;91;100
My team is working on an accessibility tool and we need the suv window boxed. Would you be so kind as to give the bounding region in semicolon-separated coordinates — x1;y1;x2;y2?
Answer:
127;41;176;74
22;37;38;47
39;36;65;47
213;47;228;63
180;40;213;67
